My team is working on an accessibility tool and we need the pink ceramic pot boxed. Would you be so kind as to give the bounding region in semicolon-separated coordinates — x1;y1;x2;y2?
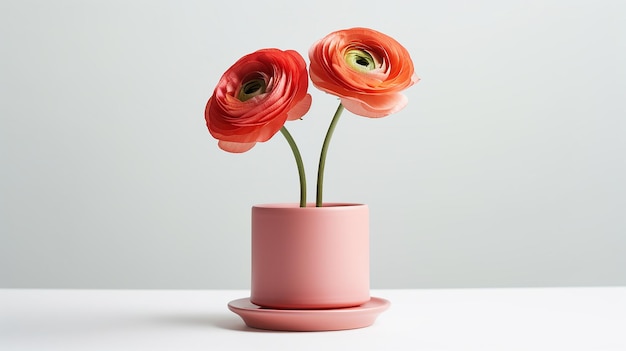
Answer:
251;203;370;309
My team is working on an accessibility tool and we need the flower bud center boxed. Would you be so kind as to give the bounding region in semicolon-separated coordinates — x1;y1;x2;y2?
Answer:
238;78;267;101
345;49;377;72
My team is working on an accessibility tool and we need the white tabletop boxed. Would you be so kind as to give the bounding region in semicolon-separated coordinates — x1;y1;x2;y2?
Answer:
1;288;625;351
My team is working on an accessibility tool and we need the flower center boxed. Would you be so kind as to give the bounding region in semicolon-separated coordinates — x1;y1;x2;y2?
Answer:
238;78;267;101
345;49;377;72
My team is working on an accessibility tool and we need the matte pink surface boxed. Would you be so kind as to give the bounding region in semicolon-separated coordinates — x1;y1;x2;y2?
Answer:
251;203;370;309
228;297;390;331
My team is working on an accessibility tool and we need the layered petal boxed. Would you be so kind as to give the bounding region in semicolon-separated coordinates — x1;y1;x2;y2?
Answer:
218;140;256;153
340;93;408;118
287;94;312;121
205;49;311;152
309;27;419;118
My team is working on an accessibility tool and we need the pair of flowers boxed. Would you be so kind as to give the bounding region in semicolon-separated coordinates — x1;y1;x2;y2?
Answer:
205;27;419;206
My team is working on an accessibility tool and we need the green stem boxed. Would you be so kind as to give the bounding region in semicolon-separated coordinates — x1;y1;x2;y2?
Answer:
280;126;306;207
316;103;345;207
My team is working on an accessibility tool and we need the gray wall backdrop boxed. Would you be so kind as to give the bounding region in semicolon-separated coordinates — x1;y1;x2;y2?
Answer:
1;0;625;289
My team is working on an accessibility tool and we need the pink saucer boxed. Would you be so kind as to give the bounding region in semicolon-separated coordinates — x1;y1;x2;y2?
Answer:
228;297;390;331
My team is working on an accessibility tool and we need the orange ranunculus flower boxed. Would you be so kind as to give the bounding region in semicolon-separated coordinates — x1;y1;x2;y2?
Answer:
205;49;312;153
309;27;419;118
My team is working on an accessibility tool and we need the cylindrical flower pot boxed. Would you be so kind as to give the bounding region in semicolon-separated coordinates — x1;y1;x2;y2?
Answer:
250;203;370;309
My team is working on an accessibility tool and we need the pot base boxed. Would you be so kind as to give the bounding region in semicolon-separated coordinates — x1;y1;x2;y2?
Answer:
228;297;390;331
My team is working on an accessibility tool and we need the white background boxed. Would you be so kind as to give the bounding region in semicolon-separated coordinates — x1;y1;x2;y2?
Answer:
1;0;624;288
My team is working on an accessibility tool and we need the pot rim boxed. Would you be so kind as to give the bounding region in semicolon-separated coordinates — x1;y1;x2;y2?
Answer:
253;203;366;210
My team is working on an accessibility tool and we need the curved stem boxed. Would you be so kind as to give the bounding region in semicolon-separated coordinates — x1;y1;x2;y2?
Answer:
280;126;306;207
316;103;345;207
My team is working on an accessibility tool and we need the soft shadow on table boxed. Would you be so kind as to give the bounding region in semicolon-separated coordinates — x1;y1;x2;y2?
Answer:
149;313;289;333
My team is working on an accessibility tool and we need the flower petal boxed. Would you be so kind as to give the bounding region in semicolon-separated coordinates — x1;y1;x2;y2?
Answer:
340;93;408;118
287;94;312;121
218;140;257;153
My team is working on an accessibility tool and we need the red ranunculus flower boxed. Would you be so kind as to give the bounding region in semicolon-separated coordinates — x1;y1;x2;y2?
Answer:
309;27;419;118
205;49;312;153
